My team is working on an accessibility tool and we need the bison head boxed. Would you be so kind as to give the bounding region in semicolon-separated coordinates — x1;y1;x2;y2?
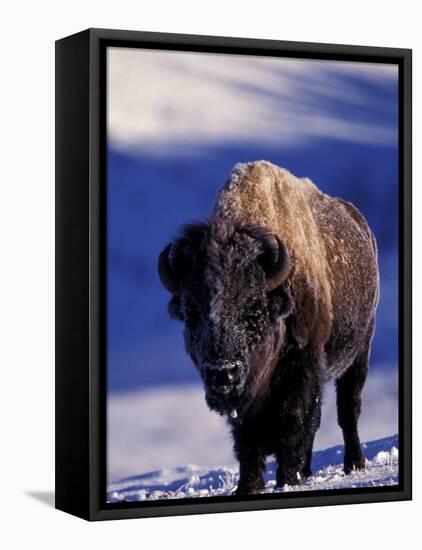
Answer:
158;219;292;418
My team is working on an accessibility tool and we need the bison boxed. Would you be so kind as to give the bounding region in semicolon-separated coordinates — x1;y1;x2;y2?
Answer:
158;160;379;495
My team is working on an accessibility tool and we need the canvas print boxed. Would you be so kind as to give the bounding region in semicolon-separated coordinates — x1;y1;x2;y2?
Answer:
106;47;399;503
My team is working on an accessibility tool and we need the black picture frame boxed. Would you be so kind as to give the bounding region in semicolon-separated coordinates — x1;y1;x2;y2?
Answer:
55;27;412;521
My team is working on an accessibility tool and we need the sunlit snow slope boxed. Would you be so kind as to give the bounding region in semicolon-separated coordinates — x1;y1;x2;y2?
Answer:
107;435;398;502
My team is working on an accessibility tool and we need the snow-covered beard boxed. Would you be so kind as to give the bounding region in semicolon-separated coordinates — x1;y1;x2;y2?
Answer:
182;284;270;417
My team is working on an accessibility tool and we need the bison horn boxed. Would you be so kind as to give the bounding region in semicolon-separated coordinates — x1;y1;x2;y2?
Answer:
264;236;291;292
158;244;180;296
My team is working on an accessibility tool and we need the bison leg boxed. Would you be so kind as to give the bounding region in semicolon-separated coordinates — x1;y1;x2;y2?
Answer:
336;322;374;474
275;352;322;487
232;424;266;495
276;446;307;486
302;393;322;478
235;454;266;495
275;390;321;486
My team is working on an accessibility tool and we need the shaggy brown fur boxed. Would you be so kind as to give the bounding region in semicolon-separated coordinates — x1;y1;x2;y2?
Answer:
213;161;379;379
158;160;379;494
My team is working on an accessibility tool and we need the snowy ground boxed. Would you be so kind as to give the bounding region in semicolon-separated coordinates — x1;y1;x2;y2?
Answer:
107;368;398;481
107;435;398;502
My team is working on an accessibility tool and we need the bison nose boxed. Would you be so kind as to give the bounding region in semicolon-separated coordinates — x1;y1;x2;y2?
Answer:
203;363;240;393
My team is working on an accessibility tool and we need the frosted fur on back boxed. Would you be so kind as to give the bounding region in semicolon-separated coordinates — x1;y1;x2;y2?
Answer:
213;160;334;350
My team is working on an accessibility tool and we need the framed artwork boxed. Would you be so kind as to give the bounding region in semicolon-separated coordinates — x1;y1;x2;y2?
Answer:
55;28;412;521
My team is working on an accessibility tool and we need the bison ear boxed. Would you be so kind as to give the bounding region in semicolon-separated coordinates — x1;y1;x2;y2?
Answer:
168;296;184;321
158;244;180;296
268;284;293;321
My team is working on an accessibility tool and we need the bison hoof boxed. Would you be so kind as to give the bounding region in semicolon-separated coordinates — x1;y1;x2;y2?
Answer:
302;466;312;479
276;469;305;487
344;454;366;474
235;478;265;496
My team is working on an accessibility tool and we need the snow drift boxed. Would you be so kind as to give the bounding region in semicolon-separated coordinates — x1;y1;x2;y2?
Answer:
107;372;398;481
107;434;398;503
